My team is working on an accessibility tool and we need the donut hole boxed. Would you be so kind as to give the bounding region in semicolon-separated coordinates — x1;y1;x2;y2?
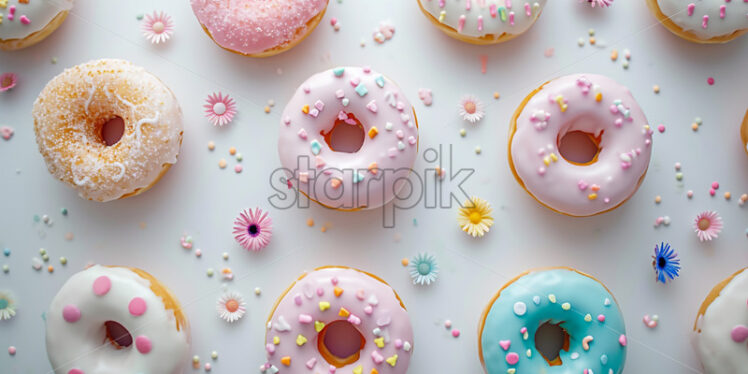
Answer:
317;320;366;368
534;321;570;366
558;130;602;165
99;116;126;146
103;320;133;349
321;113;365;153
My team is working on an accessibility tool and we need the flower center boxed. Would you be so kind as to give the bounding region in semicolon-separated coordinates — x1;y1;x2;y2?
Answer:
1;77;11;88
248;224;259;237
657;256;667;269
0;298;8;309
464;102;477;114
697;218;711;231
417;262;431;275
469;211;483;224
153;21;165;33
213;102;227;115
225;299;239;313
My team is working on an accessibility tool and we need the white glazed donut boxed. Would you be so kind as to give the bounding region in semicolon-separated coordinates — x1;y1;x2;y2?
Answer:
278;67;419;211
417;0;548;44
508;74;653;216
33;59;184;202
646;0;748;43
0;0;74;51
45;265;190;374
694;268;748;374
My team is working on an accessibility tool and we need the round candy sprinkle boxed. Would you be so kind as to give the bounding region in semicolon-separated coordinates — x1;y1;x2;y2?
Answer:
60;257;67;265
687;190;694;198
3;248;9;256
204;363;212;371
657;124;665;133
236;153;243;162
218;159;227;169
451;329;460;338
39;248;47;255
207;268;215;277
42;254;49;262
234;165;243;173
711;181;719;189
724;192;731;200
459;129;466;137
222;252;229;260
475;146;482;154
93;276;112;296
62;305;81;323
401;258;409;266
444;320;452;329
8;346;16;355
229;147;236;155
2;265;8;273
707;77;715;85
61;208;68;216
195;249;202;258
513;302;527;316
675;172;683;181
207;141;215;151
47;265;54;273
655;196;662;204
493;92;500;100
193;355;200;363
306;218;315;227
211;351;218;359
653;85;660;94
128;297;147;316
135;336;152;354
674;162;681;171
254;287;261;296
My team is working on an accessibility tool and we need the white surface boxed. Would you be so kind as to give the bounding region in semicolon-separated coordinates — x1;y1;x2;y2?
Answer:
1;1;747;373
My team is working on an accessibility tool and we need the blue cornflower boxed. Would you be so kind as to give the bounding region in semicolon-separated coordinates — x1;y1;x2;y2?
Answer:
652;242;680;284
409;253;439;286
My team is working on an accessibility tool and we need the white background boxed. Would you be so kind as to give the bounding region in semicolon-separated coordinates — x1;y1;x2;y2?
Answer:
1;0;747;373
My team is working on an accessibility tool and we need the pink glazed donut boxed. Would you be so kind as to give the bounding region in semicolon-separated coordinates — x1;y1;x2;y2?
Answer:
262;266;413;374
278;67;419;211
190;0;329;57
508;74;653;216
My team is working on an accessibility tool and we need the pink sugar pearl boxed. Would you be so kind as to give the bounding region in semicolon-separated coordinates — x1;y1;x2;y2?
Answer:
451;329;460;338
234;165;243;173
8;346;16;355
707;77;715;85
657;124;665;133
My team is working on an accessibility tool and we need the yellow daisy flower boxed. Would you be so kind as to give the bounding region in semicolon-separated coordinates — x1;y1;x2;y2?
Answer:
457;196;494;238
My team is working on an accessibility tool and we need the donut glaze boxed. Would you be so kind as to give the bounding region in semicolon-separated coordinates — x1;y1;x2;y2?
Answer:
741;108;748;156
278;67;419;210
190;0;328;56
509;74;653;216
479;268;627;374
647;0;748;43
33;59;184;202
0;0;73;50
694;268;748;374
45;265;190;374
263;267;413;374
417;0;547;43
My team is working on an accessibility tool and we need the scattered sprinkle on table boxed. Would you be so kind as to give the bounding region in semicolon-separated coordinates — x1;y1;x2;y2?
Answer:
707;77;715;85
218;159;227;169
208;141;215;151
653;85;660;94
234;165;243;173
306;218;314;227
254;287;261;296
655;196;662;204
657;124;665;133
211;351;218;360
460;128;466;137
401;258;409;266
475;146;482;154
451;329;460;338
8;346;16;355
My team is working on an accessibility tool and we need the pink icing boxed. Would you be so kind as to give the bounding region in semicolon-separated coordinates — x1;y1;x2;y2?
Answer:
92;276;111;296
510;74;652;216
278;67;419;210
62;305;81;323
68;370;84;374
265;267;413;373
190;0;328;55
128;297;147;316
135;335;152;354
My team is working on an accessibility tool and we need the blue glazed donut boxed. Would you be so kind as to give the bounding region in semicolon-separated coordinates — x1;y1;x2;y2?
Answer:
478;268;627;374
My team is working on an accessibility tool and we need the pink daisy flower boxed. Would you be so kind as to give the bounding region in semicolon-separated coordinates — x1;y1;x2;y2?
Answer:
233;208;272;251
581;0;613;7
142;11;174;44
693;211;723;242
0;73;18;92
458;95;484;124
204;92;237;127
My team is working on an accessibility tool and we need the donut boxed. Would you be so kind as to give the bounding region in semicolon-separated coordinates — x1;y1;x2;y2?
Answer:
262;266;413;374
508;74;653;216
0;0;73;51
278;67;419;211
416;0;548;45
741;108;748;156
646;0;748;43
32;59;184;202
190;0;329;57
478;267;627;374
693;267;748;373
45;265;190;374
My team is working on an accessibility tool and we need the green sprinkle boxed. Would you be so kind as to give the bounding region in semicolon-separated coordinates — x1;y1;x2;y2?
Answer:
207;268;215;277
136;14;144;20
39;248;47;255
42;254;49;262
211;351;218;360
60;257;67;265
675;172;684;181
61;208;68;216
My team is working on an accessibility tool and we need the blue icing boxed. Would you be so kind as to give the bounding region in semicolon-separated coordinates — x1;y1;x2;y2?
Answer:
481;269;626;374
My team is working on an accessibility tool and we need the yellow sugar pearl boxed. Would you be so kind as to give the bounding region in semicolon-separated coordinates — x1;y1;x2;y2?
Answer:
264;106;271;113
273;336;280;345
653;85;660;94
584;314;593;322
493;92;500;100
207;141;215;151
548;294;556;303
561;302;571;311
588;193;598;200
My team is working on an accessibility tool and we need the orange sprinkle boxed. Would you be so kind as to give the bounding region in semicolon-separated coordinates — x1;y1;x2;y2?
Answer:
302;105;310;114
320;226;328;233
589;37;596;45
724;192;731;200
334;286;344;297
48;265;54;273
691;123;699;131
610;49;618;61
493;92;500;100
281;356;291;366
588;193;598;200
264;106;271;113
330;179;341;189
306;218;315;227
368;127;379;139
401;258;409;266
218;159;227;169
595;92;603;102
368;162;378;175
339;307;350;317
229;147;236;155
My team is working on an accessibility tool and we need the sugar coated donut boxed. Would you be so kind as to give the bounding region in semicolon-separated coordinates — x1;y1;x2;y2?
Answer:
262;266;413;374
33;59;184;202
417;0;548;45
693;267;748;373
479;267;627;374
646;0;748;43
0;0;73;51
508;74;653;216
45;265;190;374
741;108;748;156
190;0;329;57
278;67;419;211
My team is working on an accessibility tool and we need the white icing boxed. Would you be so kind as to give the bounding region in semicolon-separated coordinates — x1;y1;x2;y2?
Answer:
418;0;547;38
694;268;748;374
45;265;190;374
656;0;748;39
0;0;73;40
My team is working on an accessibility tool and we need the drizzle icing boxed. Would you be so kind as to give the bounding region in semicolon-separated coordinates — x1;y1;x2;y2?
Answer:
509;74;653;216
418;0;547;38
0;0;72;40
655;0;748;40
480;268;627;374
